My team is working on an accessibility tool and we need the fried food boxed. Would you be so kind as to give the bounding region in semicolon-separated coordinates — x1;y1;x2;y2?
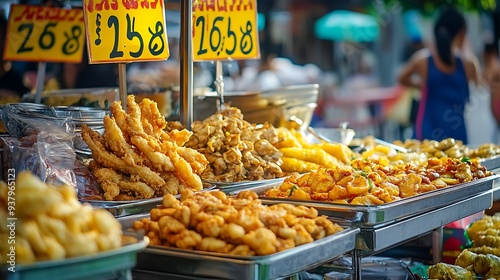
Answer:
185;107;284;182
82;95;208;200
271;127;353;174
263;157;492;205
427;263;476;280
0;171;122;264
132;189;343;256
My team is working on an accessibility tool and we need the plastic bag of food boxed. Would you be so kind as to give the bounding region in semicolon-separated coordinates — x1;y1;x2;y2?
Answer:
0;105;101;198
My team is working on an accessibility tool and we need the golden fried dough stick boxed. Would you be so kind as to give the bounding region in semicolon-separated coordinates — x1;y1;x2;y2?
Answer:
103;116;145;166
82;125;165;189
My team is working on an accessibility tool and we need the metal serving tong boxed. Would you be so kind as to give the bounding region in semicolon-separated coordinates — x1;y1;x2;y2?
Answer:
288;116;336;143
373;138;408;153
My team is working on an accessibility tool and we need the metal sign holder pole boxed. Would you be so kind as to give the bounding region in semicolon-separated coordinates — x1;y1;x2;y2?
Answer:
34;62;46;104
214;61;225;110
179;0;193;128
118;63;127;109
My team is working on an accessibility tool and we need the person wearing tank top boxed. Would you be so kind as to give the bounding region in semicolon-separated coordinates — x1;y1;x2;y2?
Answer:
398;6;479;144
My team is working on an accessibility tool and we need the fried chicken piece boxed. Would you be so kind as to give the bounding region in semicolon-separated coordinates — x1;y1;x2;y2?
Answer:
164;141;203;191
93;168;155;200
230;245;255;256
139;97;167;136
130;135;174;172
243;228;277;255
82;125;166;189
177;147;209;175
110;101;130;141
197;237;232;253
159;216;186;237
103;116;144;166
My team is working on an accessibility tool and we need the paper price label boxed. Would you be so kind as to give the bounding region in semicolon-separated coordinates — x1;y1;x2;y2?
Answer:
4;5;85;63
83;0;169;64
192;0;260;61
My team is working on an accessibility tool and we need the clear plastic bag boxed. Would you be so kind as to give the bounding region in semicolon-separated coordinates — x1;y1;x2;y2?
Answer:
0;105;101;198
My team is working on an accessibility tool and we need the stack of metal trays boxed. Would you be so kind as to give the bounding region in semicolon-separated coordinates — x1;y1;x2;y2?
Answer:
234;175;499;226
0;103;108;155
0;234;148;280
118;214;359;280
480;155;500;172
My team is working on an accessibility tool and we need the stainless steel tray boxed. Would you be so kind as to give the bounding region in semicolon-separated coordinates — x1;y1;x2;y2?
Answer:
0;234;148;280
82;185;216;217
204;177;285;190
236;175;499;226
135;229;358;280
82;197;164;217
480;155;500;171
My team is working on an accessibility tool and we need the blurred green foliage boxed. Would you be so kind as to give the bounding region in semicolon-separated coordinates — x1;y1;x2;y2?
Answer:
382;0;496;15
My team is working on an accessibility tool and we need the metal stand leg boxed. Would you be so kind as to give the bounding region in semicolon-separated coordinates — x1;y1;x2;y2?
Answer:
432;227;443;264
352;251;362;280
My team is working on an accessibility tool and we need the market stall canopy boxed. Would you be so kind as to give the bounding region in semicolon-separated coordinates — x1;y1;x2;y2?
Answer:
314;10;380;42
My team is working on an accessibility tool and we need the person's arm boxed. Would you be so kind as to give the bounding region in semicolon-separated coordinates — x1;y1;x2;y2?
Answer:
398;49;428;89
462;58;481;85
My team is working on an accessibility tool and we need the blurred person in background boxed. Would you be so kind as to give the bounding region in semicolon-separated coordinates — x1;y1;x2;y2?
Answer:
398;6;479;144
483;44;500;137
0;12;29;102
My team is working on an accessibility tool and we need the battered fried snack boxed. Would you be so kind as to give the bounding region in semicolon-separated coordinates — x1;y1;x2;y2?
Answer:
263;157;492;205
0;171;122;264
427;263;476;280
185;107;284;182
132;189;343;256
273;127;353;171
82;95;209;200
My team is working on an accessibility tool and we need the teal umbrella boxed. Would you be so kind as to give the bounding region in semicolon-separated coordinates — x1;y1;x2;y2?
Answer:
258;13;265;31
314;10;380;42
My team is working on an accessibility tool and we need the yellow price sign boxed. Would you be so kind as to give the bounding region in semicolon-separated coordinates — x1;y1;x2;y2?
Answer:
4;5;85;63
83;0;169;64
192;0;260;61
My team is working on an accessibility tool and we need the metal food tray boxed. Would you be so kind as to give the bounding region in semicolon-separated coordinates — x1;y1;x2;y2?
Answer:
118;214;358;280
82;197;164;217
0;234;148;280
204;177;285;191
236;175;499;226
480;155;500;171
82;185;216;217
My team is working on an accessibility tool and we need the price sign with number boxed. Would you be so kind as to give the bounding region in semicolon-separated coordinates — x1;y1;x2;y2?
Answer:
192;0;260;61
83;0;169;64
4;5;85;63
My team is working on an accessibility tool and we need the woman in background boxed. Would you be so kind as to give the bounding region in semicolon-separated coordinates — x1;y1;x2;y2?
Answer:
398;6;479;144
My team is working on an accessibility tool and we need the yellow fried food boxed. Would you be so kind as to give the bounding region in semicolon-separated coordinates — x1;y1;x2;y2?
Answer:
0;172;122;264
132;189;343;256
280;157;321;173
280;147;339;168
263;157;492;205
83;95;209;200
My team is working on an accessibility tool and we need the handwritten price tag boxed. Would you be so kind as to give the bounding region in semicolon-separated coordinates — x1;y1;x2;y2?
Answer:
83;0;169;64
192;0;260;61
4;5;85;63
